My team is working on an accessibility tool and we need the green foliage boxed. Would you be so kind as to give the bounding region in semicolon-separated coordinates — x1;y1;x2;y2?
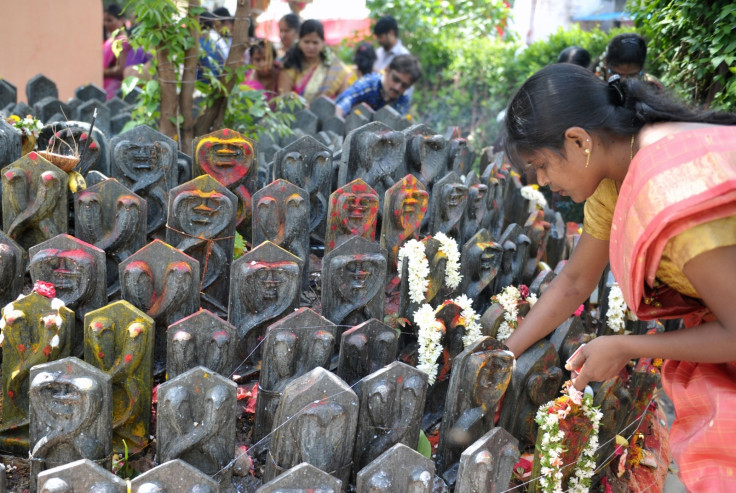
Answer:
405;23;633;151
112;439;136;479
365;1;638;149
628;0;736;112
223;90;300;141
121;0;297;141
233;232;245;259
122;76;161;132
417;429;432;459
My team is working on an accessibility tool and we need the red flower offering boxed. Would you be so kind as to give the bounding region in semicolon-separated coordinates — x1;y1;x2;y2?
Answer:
33;281;56;298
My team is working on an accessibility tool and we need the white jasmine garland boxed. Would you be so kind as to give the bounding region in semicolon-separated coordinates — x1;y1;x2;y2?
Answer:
414;296;483;385
494;286;521;343
535;382;602;493
414;304;443;385
607;283;627;333
454;294;482;347
434;232;462;289
521;185;548;212
397;239;430;304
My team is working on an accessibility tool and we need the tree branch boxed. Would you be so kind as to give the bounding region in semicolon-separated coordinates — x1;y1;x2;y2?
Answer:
193;0;251;137
180;0;201;153
157;47;179;139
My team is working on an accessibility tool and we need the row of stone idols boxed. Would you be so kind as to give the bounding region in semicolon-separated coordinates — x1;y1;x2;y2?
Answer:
1;281;518;491
0;77;136;137
4;272;659;492
6;296;524;493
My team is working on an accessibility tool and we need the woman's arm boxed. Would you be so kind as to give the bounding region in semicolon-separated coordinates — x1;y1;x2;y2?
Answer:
104;37;129;80
568;244;736;389
505;231;610;357
277;69;295;95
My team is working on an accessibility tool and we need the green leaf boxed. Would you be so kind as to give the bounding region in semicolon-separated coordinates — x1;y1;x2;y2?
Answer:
417;430;432;459
121;76;139;97
234;232;245;259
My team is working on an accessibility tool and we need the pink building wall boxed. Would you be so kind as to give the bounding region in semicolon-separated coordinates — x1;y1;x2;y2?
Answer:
0;0;103;103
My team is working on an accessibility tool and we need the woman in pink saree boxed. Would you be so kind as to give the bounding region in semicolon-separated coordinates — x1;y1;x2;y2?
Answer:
502;64;736;491
103;4;130;100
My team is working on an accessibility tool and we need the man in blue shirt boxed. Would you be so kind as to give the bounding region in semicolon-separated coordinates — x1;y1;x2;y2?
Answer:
335;55;422;117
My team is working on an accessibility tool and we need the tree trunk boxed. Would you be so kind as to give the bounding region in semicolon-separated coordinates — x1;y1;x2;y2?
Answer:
193;0;252;137
157;46;179;140
179;0;201;154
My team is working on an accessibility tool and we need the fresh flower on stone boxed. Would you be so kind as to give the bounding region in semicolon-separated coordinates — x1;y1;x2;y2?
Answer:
33;280;57;299
397;239;430;304
453;294;482;347
521;184;548;212
535;380;602;493
492;284;534;343
414;296;483;385
607;283;628;333
434;232;462;289
8;114;43;138
414;303;444;385
49;334;60;348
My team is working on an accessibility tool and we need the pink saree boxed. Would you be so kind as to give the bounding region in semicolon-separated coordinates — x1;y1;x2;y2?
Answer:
610;126;736;491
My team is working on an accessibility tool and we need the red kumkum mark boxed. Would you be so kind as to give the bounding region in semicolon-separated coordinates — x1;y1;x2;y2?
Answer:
124;354;133;364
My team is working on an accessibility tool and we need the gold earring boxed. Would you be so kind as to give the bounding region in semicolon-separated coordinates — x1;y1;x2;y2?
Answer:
585;148;591;168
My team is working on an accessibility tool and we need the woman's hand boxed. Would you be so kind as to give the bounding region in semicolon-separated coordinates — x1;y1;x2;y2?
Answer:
566;335;632;390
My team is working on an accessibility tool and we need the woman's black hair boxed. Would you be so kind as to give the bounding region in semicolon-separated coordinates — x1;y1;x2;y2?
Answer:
503;63;736;170
280;13;300;32
354;42;376;77
249;39;277;61
282;19;326;72
605;33;647;69
557;46;591;69
105;4;124;18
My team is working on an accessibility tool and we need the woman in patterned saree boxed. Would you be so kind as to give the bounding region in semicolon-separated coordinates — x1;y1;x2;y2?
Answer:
277;19;354;104
502;63;736;491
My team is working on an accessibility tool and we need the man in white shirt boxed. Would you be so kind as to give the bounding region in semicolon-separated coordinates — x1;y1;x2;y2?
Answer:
373;16;411;72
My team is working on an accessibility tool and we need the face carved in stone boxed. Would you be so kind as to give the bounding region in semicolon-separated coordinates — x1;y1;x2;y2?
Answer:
196;135;253;186
393;187;428;230
470;184;488;216
333;254;383;302
240;260;300;315
338;192;379;235
440;183;468;221
115;141;171;178
31;248;95;306
174;190;232;238
34;373;100;429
